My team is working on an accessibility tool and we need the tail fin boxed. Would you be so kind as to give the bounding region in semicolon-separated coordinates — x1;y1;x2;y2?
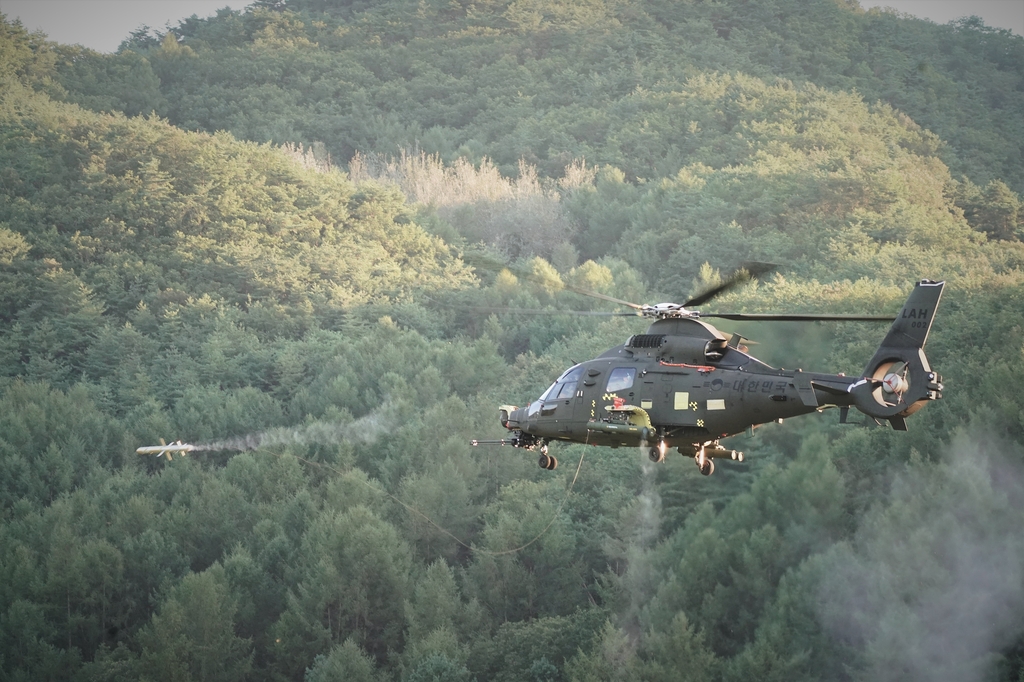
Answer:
851;280;945;429
871;279;943;351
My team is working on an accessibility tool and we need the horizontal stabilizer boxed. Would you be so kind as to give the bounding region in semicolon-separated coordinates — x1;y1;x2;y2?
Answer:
793;372;818;407
810;380;852;396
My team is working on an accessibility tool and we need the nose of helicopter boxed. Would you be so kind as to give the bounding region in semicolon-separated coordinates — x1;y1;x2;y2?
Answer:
499;405;524;429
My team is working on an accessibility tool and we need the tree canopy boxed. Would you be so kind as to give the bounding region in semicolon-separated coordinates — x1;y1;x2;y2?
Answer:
2;4;1024;681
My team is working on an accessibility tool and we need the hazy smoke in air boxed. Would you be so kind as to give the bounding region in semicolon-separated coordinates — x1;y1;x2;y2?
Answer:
816;430;1024;682
614;450;664;640
195;401;400;453
636;456;662;551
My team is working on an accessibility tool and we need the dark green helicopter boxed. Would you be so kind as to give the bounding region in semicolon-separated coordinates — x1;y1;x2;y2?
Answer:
473;270;944;476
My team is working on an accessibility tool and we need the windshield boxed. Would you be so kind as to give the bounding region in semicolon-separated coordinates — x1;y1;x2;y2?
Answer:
539;381;559;402
540;365;583;401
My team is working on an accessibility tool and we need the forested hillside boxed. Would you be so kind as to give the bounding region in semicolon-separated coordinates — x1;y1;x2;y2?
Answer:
3;2;1024;681
43;0;1024;192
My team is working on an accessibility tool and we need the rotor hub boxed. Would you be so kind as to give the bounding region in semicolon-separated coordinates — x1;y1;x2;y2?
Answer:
882;372;907;394
641;303;695;319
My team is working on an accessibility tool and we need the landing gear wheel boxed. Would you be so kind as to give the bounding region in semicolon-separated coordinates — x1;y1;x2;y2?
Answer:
538;453;558;470
648;446;665;463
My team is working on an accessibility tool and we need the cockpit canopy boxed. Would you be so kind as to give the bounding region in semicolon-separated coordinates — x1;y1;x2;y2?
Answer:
540;365;583;401
528;365;583;417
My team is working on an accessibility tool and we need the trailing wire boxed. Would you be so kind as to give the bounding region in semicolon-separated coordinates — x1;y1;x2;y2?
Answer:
255;443;588;557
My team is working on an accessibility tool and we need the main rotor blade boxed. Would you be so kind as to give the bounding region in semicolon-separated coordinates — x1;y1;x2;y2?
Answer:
437;304;640;317
463;250;646;310
564;288;644;309
699;312;896;321
682;262;777;308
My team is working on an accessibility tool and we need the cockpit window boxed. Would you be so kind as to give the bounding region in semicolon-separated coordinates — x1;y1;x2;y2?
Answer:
539;383;557;402
555;380;578;400
606;367;636;393
540;365;583;401
557;365;583;383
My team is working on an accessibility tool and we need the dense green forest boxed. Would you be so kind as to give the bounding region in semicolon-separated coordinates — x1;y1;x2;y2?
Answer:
2;1;1024;680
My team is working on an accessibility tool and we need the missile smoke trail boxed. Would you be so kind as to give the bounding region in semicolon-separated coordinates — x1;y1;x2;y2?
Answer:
139;400;588;560
193;401;400;453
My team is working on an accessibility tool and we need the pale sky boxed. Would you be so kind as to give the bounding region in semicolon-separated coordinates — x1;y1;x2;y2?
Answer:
2;0;250;52
862;0;1023;33
1;0;1021;54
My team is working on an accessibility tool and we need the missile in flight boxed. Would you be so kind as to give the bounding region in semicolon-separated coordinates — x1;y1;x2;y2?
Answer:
136;439;196;460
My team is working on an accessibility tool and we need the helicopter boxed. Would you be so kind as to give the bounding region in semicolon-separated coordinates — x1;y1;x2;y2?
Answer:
472;270;944;476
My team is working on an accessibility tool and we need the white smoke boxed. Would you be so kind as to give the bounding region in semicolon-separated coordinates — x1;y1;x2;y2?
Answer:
817;430;1024;681
195;401;401;452
636;455;662;549
612;450;664;640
